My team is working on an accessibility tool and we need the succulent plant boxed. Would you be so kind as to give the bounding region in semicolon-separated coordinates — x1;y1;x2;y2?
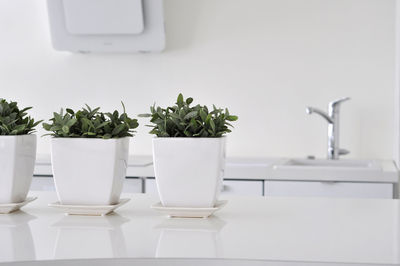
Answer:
43;103;139;139
139;93;238;137
0;99;42;135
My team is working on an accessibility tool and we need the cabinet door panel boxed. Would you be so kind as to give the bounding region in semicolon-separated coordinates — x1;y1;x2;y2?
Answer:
31;177;55;191
145;178;158;195
265;181;393;199
222;180;263;196
145;178;264;196
123;178;142;193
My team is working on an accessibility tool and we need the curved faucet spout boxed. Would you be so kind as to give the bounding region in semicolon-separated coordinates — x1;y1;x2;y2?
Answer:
305;107;333;123
305;97;350;160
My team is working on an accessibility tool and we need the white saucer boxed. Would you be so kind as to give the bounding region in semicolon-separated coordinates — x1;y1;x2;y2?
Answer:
151;200;228;218
48;198;130;216
0;197;37;214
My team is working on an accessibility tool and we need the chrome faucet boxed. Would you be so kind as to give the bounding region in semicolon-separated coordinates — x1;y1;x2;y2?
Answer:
306;97;350;160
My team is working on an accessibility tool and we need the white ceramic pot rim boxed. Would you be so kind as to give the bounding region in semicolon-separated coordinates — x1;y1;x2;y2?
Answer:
152;136;226;139
51;136;131;141
0;134;36;137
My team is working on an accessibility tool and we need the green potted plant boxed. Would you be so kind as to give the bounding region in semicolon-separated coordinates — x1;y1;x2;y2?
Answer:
0;99;41;204
43;103;138;205
140;94;238;207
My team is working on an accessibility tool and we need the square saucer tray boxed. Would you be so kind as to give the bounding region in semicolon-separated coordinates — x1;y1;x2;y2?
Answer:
48;198;130;216
0;197;37;214
151;200;228;218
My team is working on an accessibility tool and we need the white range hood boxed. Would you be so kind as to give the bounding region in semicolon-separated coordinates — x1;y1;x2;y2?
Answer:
47;0;165;53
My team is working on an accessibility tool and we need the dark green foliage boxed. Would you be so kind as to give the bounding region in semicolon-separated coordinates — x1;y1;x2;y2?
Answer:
0;99;42;135
42;103;139;139
139;93;238;137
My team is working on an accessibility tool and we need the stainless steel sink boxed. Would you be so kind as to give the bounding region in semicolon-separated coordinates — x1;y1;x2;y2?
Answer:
279;159;381;169
269;158;386;182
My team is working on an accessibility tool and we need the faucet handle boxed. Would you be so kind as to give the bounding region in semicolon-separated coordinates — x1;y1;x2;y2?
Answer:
329;97;350;107
329;97;351;109
338;148;350;156
329;97;350;115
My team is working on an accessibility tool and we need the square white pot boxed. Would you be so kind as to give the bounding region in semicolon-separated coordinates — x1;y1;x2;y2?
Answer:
153;137;226;208
0;135;37;204
51;137;130;205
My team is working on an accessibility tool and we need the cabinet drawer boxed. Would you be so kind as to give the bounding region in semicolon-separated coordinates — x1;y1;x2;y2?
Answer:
146;178;264;196
222;180;263;196
265;181;393;199
123;178;143;193
145;178;158;195
31;177;55;191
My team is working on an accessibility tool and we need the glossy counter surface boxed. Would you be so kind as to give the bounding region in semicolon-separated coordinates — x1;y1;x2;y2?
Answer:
1;192;399;265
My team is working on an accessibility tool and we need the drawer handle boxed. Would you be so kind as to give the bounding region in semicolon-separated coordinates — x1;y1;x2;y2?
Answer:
221;185;230;192
321;181;338;185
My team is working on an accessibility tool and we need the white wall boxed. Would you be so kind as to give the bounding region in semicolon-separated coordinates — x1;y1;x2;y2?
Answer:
0;0;395;159
395;0;400;166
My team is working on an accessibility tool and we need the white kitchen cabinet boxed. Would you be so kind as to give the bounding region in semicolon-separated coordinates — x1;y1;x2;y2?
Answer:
123;178;143;193
30;177;55;191
145;178;264;196
265;180;394;199
222;180;263;196
145;178;158;195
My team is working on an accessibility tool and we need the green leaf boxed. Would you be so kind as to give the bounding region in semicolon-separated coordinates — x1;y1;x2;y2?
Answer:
199;109;207;122
121;101;126;114
66;108;74;115
186;97;193;105
205;114;211;125
62;125;69;134
66;118;77;127
227;115;238;121
95;121;109;129
111;124;126;135
42;123;52;131
177;93;184;107
210;119;216;132
53;112;63;123
103;133;112;139
138;113;152;117
184;111;198;120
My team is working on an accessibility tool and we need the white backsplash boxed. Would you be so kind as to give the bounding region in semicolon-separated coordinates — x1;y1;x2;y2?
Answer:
0;0;394;159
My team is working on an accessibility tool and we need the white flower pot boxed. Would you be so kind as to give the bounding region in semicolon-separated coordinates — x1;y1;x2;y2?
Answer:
51;137;130;205
152;137;226;208
0;135;37;204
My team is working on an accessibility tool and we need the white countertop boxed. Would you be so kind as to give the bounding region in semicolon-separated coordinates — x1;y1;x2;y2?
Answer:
34;154;399;183
1;192;399;265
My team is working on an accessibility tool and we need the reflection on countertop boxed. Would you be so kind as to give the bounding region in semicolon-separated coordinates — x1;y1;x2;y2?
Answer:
52;214;129;259
0;211;36;261
1;191;400;265
155;216;226;258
